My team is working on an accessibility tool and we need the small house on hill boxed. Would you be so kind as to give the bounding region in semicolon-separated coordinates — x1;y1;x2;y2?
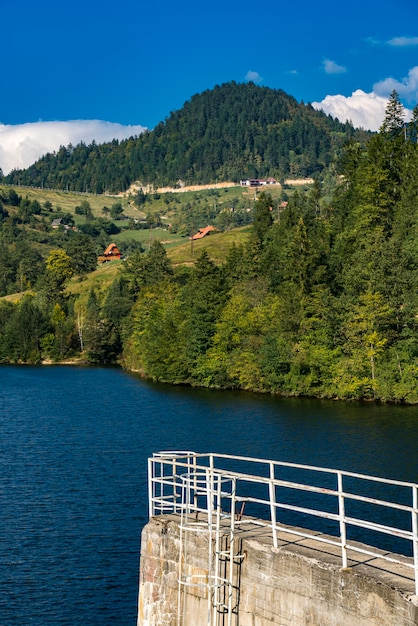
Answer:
98;243;122;263
240;178;277;187
51;218;72;231
191;225;217;240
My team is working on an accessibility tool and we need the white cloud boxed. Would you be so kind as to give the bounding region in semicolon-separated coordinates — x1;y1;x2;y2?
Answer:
313;66;418;131
387;36;418;47
323;59;347;75
374;65;418;102
245;70;263;84
312;89;390;131
0;119;146;176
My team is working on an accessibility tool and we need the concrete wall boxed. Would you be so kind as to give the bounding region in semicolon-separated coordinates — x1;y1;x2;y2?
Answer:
137;515;418;626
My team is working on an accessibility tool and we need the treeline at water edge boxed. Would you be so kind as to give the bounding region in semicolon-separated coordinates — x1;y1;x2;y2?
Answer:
1;92;418;403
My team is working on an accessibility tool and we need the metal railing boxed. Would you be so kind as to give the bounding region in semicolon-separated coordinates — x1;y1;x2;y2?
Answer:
148;451;418;595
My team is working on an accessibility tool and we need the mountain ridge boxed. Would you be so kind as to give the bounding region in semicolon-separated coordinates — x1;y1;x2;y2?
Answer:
3;81;370;193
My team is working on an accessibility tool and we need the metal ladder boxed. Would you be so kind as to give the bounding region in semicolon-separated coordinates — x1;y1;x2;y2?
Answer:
177;470;244;626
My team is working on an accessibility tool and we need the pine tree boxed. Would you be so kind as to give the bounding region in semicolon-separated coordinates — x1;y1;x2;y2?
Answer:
181;251;227;376
380;90;405;138
252;192;274;244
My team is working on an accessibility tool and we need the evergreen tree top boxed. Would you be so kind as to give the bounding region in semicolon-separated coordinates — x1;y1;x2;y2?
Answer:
380;90;405;137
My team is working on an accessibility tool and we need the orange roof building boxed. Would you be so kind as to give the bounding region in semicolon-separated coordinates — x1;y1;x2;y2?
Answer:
191;225;217;240
98;243;122;263
103;243;121;257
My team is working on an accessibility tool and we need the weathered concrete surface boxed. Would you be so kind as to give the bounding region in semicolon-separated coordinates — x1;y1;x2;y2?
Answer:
137;515;418;626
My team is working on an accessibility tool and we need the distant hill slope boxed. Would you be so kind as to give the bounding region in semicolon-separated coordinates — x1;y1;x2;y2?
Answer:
3;82;370;193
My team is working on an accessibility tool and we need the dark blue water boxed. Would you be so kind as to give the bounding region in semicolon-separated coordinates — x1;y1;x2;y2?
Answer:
1;365;418;625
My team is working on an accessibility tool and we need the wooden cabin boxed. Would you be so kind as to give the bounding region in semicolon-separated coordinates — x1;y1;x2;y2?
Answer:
98;243;122;263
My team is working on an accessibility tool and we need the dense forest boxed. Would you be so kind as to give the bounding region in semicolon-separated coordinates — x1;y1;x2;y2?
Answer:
2;82;369;193
0;91;417;404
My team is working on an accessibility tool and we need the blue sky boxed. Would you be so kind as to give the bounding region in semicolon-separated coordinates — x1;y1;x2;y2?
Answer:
1;0;418;174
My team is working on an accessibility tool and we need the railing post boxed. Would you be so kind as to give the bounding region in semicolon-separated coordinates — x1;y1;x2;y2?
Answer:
172;456;177;513
228;477;237;626
193;454;198;516
337;471;348;569
213;471;223;626
269;462;278;548
207;462;216;612
412;485;418;595
148;456;153;519
160;456;165;515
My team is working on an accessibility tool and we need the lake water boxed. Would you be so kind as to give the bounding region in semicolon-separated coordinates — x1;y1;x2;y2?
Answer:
1;365;418;625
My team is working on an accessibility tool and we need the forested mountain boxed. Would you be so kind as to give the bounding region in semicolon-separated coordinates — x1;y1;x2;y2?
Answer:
3;82;369;193
1;91;417;404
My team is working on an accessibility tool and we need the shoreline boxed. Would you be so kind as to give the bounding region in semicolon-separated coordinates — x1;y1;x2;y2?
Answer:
0;359;415;406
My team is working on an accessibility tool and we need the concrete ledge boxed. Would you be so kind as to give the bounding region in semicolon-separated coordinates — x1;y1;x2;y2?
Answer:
137;515;418;626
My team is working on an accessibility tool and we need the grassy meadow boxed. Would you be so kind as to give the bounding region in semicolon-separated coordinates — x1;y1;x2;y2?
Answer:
0;180;308;300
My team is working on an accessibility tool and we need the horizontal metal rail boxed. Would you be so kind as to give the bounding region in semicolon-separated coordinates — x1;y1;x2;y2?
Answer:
148;451;418;594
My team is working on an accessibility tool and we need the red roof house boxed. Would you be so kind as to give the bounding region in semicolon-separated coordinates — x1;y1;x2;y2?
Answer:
191;225;217;240
98;243;122;263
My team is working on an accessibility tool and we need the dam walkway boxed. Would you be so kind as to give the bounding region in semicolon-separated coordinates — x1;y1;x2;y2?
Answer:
148;451;418;592
139;451;418;626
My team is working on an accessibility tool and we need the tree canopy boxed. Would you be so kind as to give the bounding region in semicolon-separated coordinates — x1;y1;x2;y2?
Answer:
3;82;368;193
1;94;418;404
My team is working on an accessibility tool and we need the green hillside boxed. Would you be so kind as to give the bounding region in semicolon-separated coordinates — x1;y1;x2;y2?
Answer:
2;91;417;405
0;180;284;298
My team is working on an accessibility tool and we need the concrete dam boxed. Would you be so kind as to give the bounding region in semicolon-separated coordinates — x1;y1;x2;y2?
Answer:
137;452;418;626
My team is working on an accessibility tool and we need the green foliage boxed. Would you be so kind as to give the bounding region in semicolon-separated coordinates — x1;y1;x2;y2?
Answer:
34;249;75;305
380;90;405;137
110;202;124;219
102;276;134;327
120;240;173;294
0;241;44;295
64;232;98;275
142;240;173;285
118;93;418;402
4;82;364;192
251;192;274;244
201;279;270;389
40;303;75;361
2;93;418;404
82;288;120;363
123;282;188;381
45;249;74;285
0;296;48;363
181;250;228;378
74;199;93;219
134;189;147;206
